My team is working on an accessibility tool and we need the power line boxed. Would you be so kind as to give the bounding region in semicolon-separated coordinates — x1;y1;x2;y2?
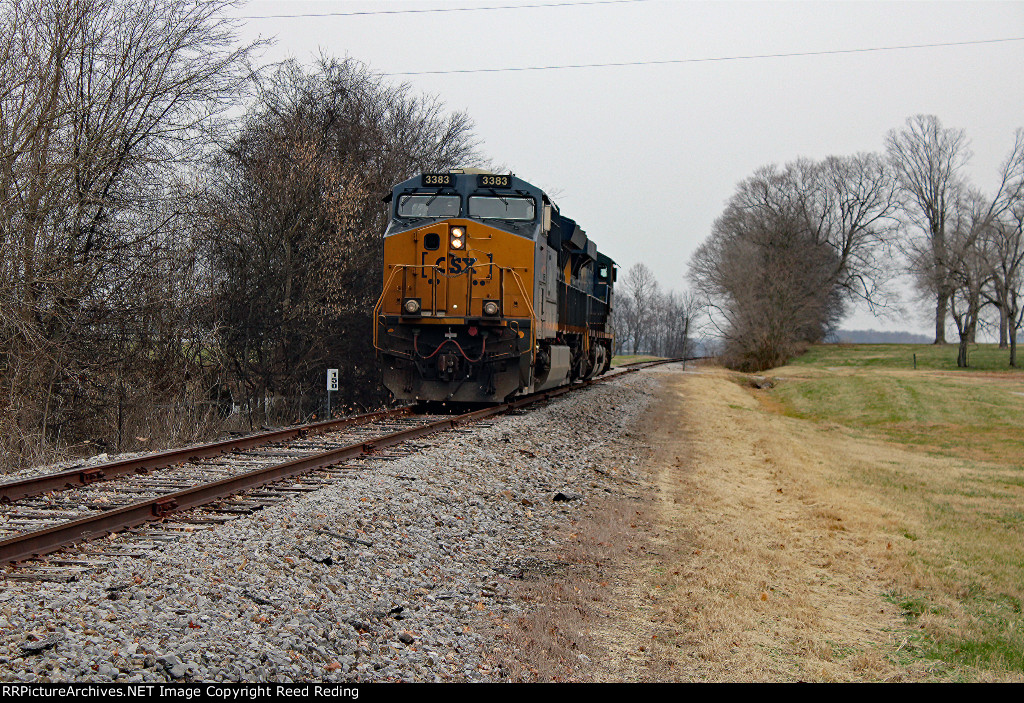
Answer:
240;0;650;20
381;36;1024;76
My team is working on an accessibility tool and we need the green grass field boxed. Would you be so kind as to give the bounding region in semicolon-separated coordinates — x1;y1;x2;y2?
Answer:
790;342;1024;373
768;344;1024;677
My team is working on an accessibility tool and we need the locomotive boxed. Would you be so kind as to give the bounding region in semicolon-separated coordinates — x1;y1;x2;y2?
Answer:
374;169;616;403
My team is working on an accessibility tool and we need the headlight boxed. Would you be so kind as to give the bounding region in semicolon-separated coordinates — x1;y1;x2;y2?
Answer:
403;298;421;315
450;226;465;250
482;300;500;316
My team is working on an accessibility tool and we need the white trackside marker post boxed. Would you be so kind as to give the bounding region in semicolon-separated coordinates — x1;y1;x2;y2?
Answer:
327;369;339;418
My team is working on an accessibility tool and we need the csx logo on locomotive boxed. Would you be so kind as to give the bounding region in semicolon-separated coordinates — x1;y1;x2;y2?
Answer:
434;254;478;275
374;169;616;403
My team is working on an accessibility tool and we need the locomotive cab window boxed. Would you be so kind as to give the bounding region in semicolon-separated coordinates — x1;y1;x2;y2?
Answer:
468;195;535;221
397;194;461;218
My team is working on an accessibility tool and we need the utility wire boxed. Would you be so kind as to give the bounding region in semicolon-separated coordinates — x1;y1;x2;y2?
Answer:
240;0;650;20
381;36;1024;75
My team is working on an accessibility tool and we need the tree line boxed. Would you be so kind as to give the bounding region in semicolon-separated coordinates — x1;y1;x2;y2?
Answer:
0;0;481;470
686;115;1024;372
612;262;702;359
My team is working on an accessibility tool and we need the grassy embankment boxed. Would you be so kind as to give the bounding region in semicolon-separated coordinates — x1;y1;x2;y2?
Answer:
767;343;1024;676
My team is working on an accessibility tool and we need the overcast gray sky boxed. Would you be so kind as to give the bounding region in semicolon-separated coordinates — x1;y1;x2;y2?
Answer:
227;0;1024;334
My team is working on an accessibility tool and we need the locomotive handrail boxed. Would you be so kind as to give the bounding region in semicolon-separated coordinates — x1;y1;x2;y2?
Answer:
373;265;406;351
504;266;537;363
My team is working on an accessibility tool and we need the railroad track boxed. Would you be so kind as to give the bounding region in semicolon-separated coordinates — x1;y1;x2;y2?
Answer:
0;358;690;575
0;407;416;504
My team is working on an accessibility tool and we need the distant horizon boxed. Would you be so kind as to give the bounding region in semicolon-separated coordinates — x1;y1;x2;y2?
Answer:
828;328;1022;345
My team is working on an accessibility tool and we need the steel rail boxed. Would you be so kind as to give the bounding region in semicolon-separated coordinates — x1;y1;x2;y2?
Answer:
0;407;413;504
0;393;563;565
0;357;688;566
615;356;698;369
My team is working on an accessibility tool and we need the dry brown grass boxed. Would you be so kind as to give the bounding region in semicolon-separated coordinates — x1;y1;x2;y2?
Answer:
585;371;930;681
484;496;648;681
492;366;1024;681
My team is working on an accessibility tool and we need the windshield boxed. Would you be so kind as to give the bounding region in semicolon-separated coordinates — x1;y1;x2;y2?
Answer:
397;194;461;218
468;195;536;221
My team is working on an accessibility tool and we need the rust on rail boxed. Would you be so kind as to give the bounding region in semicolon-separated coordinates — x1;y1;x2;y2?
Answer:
0;407;413;504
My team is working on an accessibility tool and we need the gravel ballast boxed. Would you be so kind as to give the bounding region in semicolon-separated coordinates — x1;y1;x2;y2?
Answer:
0;371;658;683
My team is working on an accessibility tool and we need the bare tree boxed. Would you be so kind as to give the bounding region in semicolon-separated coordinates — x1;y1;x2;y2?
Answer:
976;130;1024;348
206;58;481;423
998;201;1024;366
715;156;899;311
689;154;896;371
690;197;843;371
620;263;659;354
659;289;702;359
612;277;702;359
816;154;902;308
0;0;253;468
611;294;633;355
886;115;972;343
945;186;995;367
924;129;1024;366
679;290;704;360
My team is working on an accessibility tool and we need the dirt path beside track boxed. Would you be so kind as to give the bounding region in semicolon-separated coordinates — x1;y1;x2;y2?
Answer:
499;366;934;682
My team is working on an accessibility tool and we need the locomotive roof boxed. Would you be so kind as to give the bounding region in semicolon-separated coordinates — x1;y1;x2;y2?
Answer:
388;171;616;269
390;171;542;199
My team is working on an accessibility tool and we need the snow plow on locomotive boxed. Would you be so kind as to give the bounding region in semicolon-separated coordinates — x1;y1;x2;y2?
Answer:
374;170;616;403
